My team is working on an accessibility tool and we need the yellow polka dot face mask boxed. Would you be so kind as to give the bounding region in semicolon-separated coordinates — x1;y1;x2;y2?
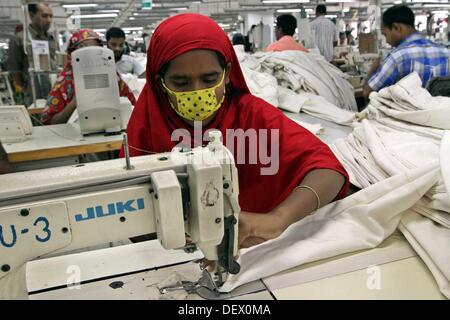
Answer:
161;71;226;121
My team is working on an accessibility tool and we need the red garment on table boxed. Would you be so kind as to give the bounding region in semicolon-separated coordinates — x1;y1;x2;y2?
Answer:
122;13;349;213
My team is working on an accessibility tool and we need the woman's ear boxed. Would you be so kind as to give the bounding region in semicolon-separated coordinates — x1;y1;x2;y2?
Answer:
225;62;232;85
155;75;166;92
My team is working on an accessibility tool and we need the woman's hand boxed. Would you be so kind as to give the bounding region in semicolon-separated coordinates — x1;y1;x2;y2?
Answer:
238;211;288;249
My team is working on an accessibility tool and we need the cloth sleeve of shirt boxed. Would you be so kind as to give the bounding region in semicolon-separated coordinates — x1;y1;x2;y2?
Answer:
7;36;24;74
132;57;146;76
235;95;349;213
368;54;399;92
41;77;71;124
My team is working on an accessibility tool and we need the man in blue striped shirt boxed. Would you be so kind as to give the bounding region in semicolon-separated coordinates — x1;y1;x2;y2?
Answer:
363;5;450;100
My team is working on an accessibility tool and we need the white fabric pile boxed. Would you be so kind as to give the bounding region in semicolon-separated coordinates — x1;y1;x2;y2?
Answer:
222;73;450;298
328;73;450;297
362;72;450;130
233;48;358;126
278;88;356;126
250;51;357;111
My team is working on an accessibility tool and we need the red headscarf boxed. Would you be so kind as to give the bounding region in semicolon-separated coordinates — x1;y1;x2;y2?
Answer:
123;13;349;213
67;29;102;55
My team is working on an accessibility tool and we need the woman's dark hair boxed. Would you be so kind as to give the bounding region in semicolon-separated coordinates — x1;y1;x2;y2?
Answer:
158;50;227;78
382;5;415;29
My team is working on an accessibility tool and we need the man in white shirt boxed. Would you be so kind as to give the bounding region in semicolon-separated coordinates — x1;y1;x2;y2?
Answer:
310;5;339;62
106;27;146;78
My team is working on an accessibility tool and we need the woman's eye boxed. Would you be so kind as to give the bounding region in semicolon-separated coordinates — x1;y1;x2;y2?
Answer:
204;78;218;85
173;82;188;87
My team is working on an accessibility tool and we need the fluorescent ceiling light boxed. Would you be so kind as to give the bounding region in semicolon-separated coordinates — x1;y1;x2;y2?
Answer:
277;8;313;13
262;1;310;3
276;9;301;12
122;27;144;31
93;28;106;32
432;10;450;16
169;7;189;11
71;14;117;19
97;10;120;13
63;4;98;8
424;4;450;7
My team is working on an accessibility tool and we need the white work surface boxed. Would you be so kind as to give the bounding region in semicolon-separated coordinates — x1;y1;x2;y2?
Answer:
27;240;272;300
26;233;445;300
3;123;124;169
284;111;353;145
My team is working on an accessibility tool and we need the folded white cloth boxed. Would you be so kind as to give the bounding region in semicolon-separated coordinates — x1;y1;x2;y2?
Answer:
368;73;450;130
242;51;357;111
290;118;323;135
241;67;279;106
399;210;450;298
221;162;440;292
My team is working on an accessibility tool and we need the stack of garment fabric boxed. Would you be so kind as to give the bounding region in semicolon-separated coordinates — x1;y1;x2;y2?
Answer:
221;73;450;298
362;72;450;130
234;48;357;126
277;87;356;126
251;50;357;111
328;73;450;297
233;46;279;107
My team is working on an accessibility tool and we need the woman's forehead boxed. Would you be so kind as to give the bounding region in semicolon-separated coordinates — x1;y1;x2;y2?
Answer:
165;49;222;75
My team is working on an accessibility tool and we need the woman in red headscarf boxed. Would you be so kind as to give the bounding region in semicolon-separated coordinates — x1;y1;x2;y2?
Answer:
41;29;136;124
124;14;349;249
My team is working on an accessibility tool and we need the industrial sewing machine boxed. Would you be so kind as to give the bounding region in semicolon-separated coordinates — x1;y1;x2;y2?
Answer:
0;131;241;299
72;46;124;136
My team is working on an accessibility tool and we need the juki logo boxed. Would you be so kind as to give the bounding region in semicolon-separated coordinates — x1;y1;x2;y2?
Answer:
75;198;145;222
